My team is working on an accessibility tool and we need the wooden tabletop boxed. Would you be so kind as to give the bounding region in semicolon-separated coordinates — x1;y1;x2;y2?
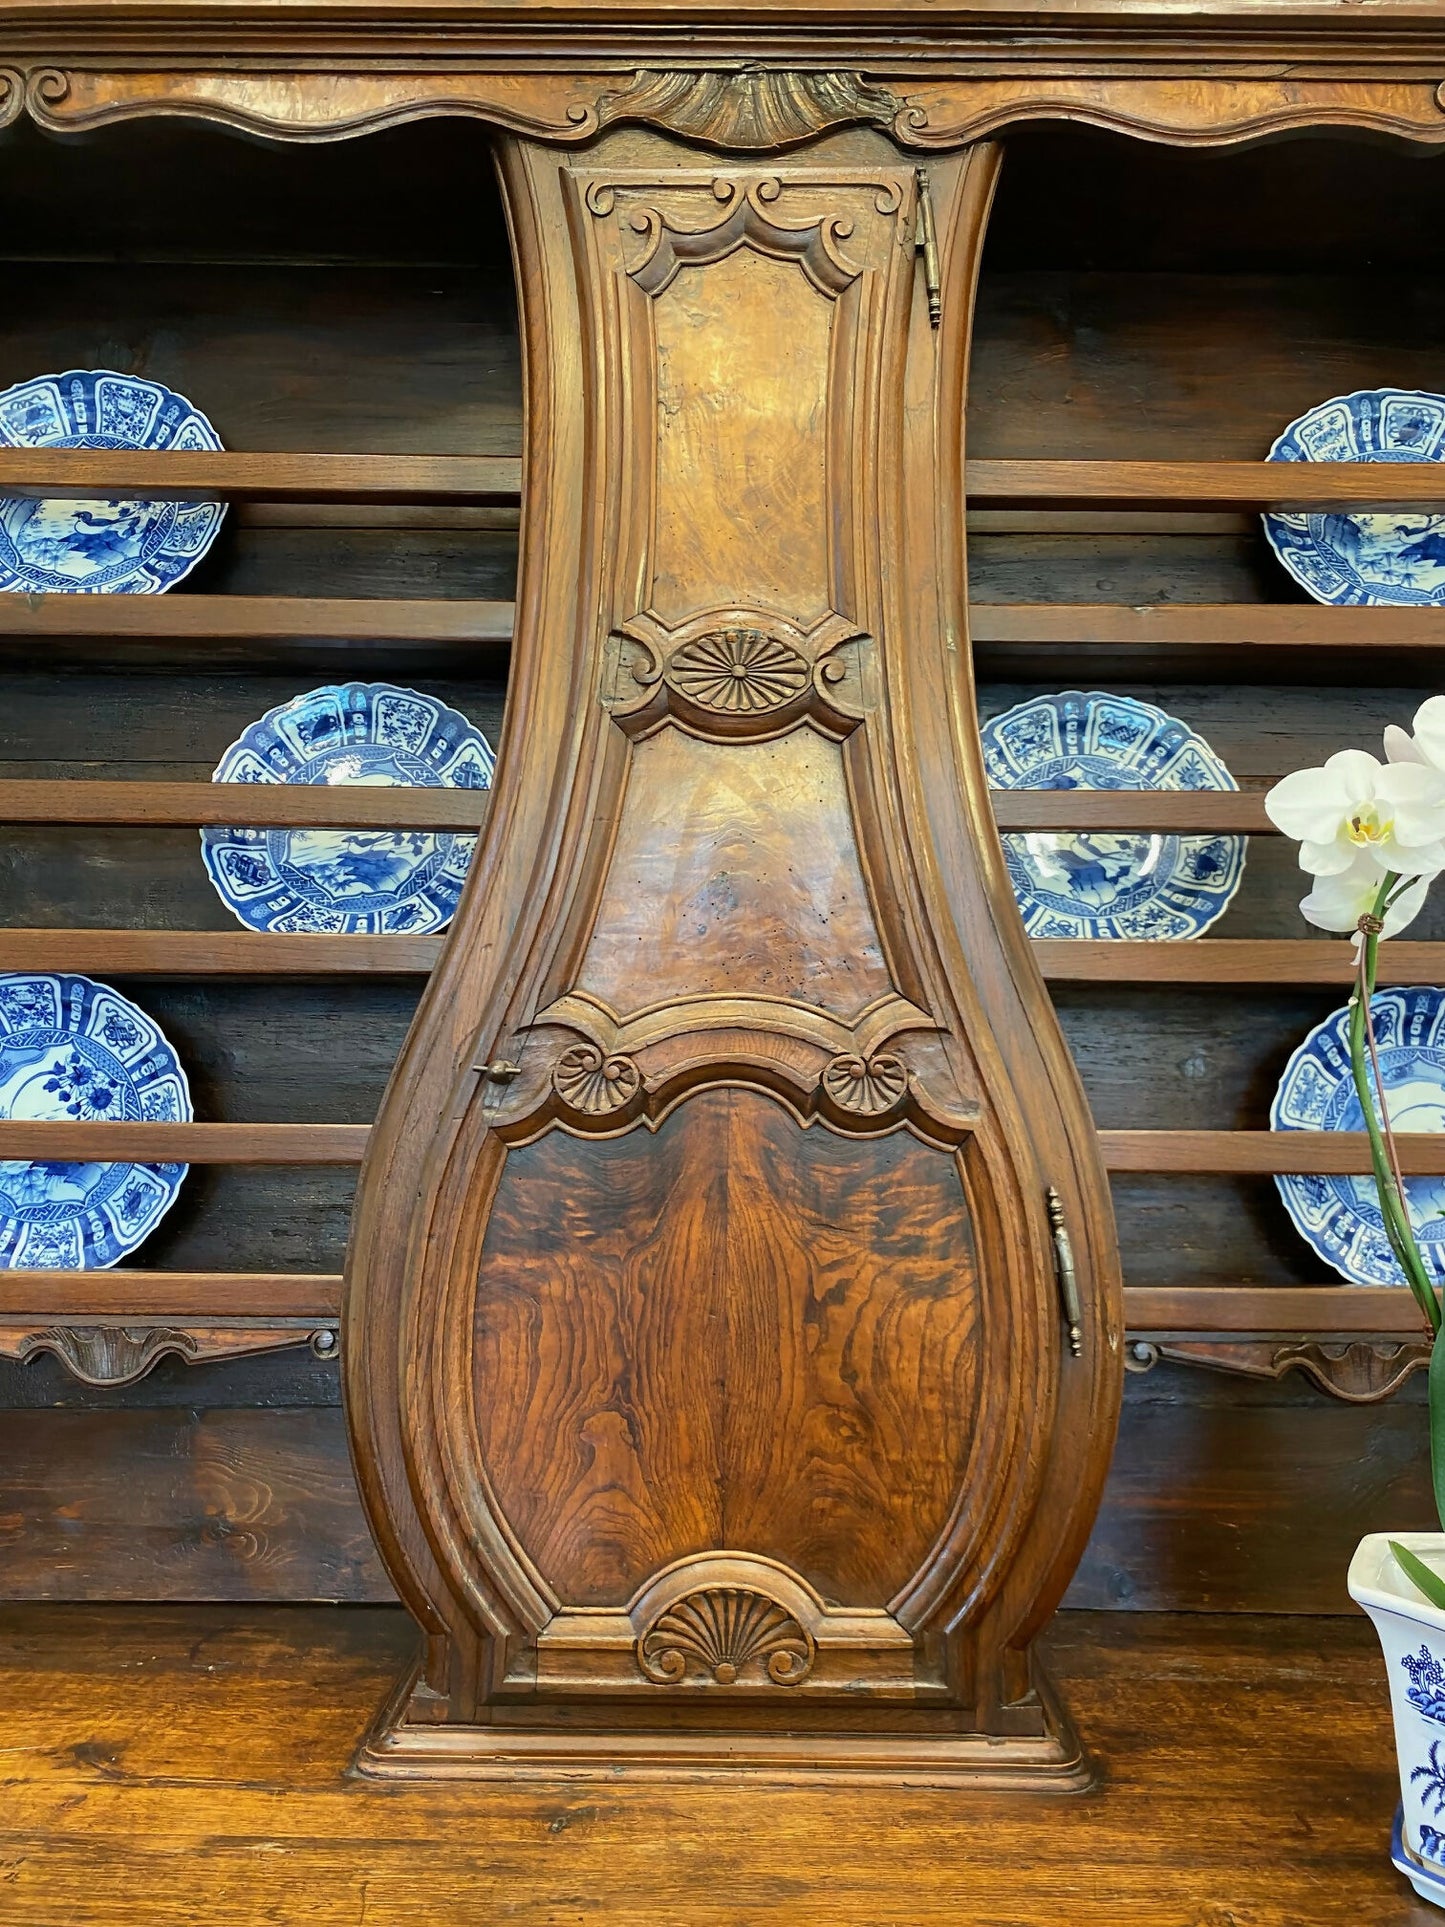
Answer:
0;1603;1430;1924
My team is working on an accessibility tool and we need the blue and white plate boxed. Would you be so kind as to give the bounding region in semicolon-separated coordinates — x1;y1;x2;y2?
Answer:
202;682;494;935
1272;986;1445;1289
0;370;225;595
1265;389;1445;606
0;974;191;1270
981;691;1246;941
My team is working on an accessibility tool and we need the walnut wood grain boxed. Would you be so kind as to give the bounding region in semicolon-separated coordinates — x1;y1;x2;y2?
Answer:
0;1123;366;1163
0;595;514;645
0;1273;340;1318
1034;940;1445;985
0;780;491;829
1121;1284;1429;1334
966;458;1445;511
1100;1130;1445;1175
0;931;443;975
0;450;520;504
970;603;1445;648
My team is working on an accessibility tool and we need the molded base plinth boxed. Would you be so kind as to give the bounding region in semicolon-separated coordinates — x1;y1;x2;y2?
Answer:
351;1658;1095;1790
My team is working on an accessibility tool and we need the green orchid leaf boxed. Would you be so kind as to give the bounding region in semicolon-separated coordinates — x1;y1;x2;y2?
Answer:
1390;1541;1445;1612
1432;1331;1445;1534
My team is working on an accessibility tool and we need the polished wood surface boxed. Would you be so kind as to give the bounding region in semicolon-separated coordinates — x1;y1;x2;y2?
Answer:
0;1603;1429;1924
0;930;444;974
0;593;514;644
967;458;1445;510
345;132;1120;1775
0;779;491;828
973;602;1445;649
0;448;519;501
0;1122;367;1162
1035;940;1445;986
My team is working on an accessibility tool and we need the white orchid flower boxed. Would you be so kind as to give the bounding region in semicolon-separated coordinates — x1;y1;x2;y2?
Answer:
1299;858;1432;949
1264;748;1445;878
1384;694;1445;775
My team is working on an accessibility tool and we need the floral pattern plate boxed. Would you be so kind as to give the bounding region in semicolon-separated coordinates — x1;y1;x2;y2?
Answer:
0;370;225;594
202;682;495;935
980;690;1246;940
1272;986;1445;1289
1264;389;1445;605
0;974;191;1270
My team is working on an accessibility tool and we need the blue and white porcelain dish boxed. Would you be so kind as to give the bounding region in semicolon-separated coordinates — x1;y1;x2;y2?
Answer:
1264;388;1445;606
980;690;1246;941
0;370;225;595
1272;986;1445;1289
202;682;495;936
0;973;191;1270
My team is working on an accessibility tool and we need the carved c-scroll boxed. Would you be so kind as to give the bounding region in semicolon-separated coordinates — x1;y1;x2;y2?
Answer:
1125;1335;1433;1404
0;1323;326;1388
0;70;22;128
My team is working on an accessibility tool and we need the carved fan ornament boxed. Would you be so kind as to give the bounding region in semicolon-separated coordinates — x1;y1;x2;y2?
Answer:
823;1051;909;1117
637;1587;816;1686
552;1042;642;1115
666;629;809;715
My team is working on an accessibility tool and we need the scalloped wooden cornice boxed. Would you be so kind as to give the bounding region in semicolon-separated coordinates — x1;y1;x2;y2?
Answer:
5;61;1445;150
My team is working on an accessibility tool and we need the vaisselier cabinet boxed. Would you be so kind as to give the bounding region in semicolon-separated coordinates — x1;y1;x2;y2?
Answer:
2;8;1444;1781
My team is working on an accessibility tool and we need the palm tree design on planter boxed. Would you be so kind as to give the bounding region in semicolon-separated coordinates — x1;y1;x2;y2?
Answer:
1413;1742;1445;1820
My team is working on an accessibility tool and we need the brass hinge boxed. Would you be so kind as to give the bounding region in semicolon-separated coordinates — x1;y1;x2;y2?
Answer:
915;169;941;329
1046;1187;1083;1358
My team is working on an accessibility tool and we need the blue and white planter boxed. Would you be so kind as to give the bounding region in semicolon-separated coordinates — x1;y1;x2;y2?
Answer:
1350;1534;1445;1908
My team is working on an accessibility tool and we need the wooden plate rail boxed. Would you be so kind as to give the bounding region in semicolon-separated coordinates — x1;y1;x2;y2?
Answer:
1;455;1437;1369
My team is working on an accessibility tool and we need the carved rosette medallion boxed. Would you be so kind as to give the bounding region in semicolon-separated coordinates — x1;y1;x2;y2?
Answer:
552;1042;642;1115
665;628;810;715
637;1587;816;1686
822;1051;909;1117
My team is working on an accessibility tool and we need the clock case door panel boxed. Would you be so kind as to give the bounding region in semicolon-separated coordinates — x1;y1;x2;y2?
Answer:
344;127;1122;1784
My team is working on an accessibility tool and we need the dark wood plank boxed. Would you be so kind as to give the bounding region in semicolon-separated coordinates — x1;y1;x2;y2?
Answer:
0;779;492;829
0;1123;367;1163
0;1602;1423;1922
1101;1129;1445;1175
972;603;1445;647
991;792;1270;831
0;931;442;975
0;451;521;504
1123;1284;1428;1334
968;458;1445;511
0;596;515;645
0;1273;340;1319
1036;939;1445;984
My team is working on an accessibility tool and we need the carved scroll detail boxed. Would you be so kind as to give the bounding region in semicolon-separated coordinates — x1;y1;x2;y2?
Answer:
823;1052;909;1118
552;1042;642;1116
0;70;23;128
1126;1336;1432;1404
637;1586;816;1686
0;1323;324;1388
595;69;901;151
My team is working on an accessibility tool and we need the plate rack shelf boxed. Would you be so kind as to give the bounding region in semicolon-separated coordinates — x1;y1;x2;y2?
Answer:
0;452;1437;1385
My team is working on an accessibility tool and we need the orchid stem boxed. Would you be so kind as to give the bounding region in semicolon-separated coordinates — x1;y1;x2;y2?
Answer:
1349;873;1442;1335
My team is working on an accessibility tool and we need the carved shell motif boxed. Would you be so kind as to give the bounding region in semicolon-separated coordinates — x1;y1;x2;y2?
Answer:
822;1051;909;1117
637;1587;816;1686
666;629;810;715
553;1043;642;1115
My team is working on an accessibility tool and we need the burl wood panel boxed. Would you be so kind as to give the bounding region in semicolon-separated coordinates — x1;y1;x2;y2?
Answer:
576;729;890;1015
345;127;1121;1779
473;1088;979;1607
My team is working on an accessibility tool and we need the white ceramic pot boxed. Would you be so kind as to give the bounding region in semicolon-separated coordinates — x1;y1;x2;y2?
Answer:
1350;1532;1445;1908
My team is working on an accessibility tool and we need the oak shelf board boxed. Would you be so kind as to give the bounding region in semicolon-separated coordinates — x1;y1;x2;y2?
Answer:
0;1272;341;1319
970;602;1445;648
991;792;1269;832
1100;1129;1445;1175
1033;939;1445;985
0;1123;368;1164
1121;1284;1429;1335
0;779;492;830
966;459;1445;512
0;451;522;505
0;930;444;975
0;595;516;646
